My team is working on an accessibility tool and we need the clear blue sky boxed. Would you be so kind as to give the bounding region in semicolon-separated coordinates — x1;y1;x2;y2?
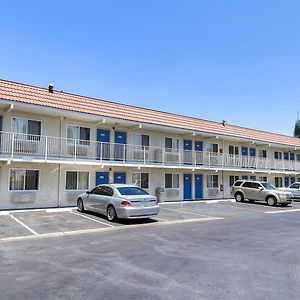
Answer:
1;1;299;136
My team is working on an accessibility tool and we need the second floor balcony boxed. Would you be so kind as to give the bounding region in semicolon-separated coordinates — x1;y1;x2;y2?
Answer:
0;131;299;173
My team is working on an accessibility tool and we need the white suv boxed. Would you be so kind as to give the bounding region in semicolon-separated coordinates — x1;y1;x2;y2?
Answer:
279;182;300;200
232;180;293;206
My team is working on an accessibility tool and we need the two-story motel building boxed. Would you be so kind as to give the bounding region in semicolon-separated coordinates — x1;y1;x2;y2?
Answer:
0;79;300;210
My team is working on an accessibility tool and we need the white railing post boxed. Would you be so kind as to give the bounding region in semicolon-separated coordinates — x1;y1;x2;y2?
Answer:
11;133;15;160
100;142;103;163
143;146;146;165
45;136;48;161
123;144;126;164
74;139;77;162
193;150;196;168
162;148;165;166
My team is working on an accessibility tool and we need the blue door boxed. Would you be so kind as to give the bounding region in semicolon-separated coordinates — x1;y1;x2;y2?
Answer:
250;148;256;157
195;141;203;152
284;152;289;160
284;177;289;187
242;175;249;180
96;172;109;185
114;131;127;161
290;153;295;161
291;177;296;184
195;141;203;165
184;174;192;200
97;129;110;160
250;176;256;181
242;147;248;156
195;174;203;199
114;172;126;184
184;140;192;164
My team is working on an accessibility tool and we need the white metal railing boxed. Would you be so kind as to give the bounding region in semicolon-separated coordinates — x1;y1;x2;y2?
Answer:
0;131;300;172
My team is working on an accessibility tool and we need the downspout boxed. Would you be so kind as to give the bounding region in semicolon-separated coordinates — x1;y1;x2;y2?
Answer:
57;116;64;208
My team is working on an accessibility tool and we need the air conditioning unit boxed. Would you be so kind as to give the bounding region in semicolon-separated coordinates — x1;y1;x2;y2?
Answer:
68;145;88;156
207;188;218;196
14;140;38;153
154;149;163;162
133;149;149;161
11;192;36;203
165;151;179;162
166;189;179;198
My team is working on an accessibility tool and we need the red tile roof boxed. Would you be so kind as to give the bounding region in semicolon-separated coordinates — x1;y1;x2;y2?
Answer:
0;79;299;147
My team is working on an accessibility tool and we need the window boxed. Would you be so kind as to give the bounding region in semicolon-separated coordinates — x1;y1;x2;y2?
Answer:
242;181;260;189
132;133;149;148
259;150;267;158
229;175;239;186
67;125;90;144
290;183;300;189
165;174;179;188
117;186;149;195
207;143;218;153
275;177;283;188
229;146;239;155
207;175;218;188
132;173;149;189
12;118;41;139
233;180;243;187
9;169;39;191
66;171;89;190
274;152;282;159
165;138;179;150
259;176;267;182
90;187;103;195
101;186;114;196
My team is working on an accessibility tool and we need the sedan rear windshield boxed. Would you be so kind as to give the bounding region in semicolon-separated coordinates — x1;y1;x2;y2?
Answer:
117;187;149;196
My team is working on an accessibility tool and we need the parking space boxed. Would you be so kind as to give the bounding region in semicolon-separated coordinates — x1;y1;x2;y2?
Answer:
1;199;300;241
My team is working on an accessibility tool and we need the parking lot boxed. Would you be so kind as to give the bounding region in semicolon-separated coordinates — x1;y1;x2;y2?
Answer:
1;199;300;242
1;199;300;300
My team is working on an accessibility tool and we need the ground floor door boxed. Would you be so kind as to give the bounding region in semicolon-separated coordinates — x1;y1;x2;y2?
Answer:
195;174;203;199
96;172;109;185
114;172;126;184
184;174;192;200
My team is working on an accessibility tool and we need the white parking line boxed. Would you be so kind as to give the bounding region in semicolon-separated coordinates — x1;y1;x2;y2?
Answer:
10;214;38;235
153;217;169;222
161;207;213;218
0;216;224;243
69;211;114;227
265;208;300;214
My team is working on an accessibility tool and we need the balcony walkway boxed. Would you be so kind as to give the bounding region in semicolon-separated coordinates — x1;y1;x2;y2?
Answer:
0;132;299;173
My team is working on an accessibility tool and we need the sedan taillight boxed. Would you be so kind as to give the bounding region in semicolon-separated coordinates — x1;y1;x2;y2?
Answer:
120;200;131;206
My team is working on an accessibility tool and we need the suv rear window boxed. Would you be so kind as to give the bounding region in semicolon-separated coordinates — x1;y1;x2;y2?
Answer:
233;180;243;186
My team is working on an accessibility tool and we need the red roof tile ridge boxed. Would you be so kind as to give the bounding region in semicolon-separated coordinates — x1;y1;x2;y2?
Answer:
0;78;299;144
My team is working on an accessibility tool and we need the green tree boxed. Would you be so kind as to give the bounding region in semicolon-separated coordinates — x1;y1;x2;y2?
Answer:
294;120;300;138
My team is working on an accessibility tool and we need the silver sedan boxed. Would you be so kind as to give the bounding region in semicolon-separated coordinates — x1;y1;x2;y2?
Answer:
77;184;159;222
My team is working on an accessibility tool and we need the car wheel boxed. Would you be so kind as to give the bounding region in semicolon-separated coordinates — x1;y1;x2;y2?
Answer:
77;198;84;212
266;196;277;206
235;193;244;202
107;205;117;222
